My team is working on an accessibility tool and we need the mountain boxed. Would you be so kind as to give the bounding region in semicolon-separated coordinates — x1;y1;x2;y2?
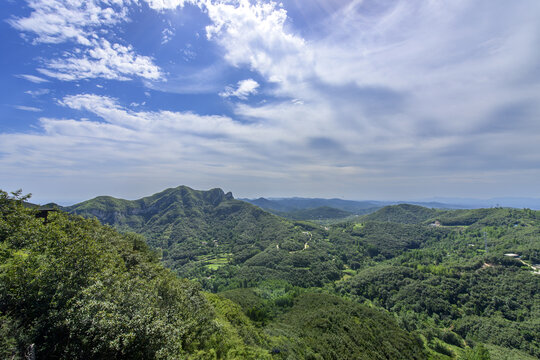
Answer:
68;186;235;227
242;197;382;214
66;186;347;288
277;206;354;220
68;186;290;269
360;204;442;224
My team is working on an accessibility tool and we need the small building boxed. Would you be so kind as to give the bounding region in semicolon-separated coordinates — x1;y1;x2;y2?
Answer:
503;253;520;258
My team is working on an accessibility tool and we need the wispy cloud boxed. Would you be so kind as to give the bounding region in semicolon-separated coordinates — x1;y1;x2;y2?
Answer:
219;79;259;99
25;88;50;97
144;0;187;11
16;74;49;83
161;27;175;44
14;105;42;112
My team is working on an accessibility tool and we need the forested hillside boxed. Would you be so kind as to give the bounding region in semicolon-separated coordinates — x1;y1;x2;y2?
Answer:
243;197;382;214
1;189;428;359
1;190;286;358
359;204;441;224
66;186;345;288
7;186;540;359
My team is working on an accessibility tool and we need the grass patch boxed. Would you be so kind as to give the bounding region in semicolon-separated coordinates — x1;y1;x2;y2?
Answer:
353;223;364;230
202;254;232;270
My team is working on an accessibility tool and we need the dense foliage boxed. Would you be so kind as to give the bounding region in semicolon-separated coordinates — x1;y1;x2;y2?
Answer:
66;187;347;290
1;189;430;359
0;190;254;359
359;204;441;224
272;206;354;221
25;186;540;359
267;293;426;360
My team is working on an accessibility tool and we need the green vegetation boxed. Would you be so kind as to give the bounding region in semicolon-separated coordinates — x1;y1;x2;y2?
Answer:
67;186;346;290
267;293;426;360
274;206;354;221
0;190;220;358
1;189;428;359
4;186;539;359
360;204;440;224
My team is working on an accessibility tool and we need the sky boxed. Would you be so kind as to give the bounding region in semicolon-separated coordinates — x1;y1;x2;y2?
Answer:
1;0;540;204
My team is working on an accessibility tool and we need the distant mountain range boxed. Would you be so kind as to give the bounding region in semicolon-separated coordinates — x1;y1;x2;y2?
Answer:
35;191;540;224
421;197;540;210
241;196;540;220
241;197;470;220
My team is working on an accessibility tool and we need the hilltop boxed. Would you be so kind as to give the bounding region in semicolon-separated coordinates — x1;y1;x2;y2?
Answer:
359;203;441;224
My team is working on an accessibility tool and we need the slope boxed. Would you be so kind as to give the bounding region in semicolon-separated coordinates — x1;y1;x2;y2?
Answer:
0;190;274;359
67;186;343;288
360;204;441;224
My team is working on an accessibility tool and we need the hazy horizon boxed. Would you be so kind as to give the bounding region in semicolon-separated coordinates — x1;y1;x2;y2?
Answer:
18;183;540;210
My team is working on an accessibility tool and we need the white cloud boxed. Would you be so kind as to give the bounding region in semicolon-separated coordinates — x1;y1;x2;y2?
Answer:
38;39;163;81
0;93;296;173
8;0;132;45
144;0;186;11
10;0;163;82
3;88;540;202
14;105;42;112
203;0;540;166
17;74;49;83
301;0;540;136
161;27;175;44
25;89;50;97
204;0;310;86
219;79;259;99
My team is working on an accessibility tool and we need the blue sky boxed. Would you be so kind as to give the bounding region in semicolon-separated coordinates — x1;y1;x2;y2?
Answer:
1;0;540;204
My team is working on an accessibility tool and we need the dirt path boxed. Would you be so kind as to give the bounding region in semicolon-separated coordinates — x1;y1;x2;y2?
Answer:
286;232;312;253
519;259;540;274
302;231;312;250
